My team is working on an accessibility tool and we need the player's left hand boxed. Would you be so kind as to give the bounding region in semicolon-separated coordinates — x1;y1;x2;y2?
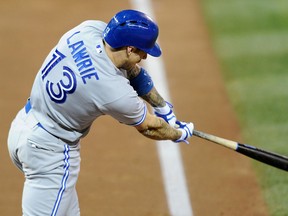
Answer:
175;120;194;144
154;101;177;127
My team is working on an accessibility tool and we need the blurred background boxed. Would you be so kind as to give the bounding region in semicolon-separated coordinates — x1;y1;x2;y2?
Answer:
1;0;286;215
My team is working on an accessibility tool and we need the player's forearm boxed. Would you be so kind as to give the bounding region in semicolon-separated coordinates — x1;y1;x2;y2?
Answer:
140;87;166;108
136;116;181;141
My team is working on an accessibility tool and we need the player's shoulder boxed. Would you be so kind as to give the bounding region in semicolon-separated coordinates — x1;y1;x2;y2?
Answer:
79;20;107;30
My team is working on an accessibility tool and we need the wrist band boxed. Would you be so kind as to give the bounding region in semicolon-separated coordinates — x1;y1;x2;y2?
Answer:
129;68;154;96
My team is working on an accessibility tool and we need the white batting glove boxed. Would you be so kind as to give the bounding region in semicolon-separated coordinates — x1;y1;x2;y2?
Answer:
154;101;177;127
175;120;194;144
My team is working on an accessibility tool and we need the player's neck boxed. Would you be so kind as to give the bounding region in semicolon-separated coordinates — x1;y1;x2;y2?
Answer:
103;40;126;68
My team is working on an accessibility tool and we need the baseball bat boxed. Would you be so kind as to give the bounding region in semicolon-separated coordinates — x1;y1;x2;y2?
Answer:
193;129;288;172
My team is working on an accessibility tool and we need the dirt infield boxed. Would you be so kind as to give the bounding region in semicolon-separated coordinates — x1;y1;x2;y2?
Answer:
0;0;268;215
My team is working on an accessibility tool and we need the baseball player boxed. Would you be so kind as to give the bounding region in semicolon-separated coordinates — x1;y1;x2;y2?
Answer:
7;9;194;215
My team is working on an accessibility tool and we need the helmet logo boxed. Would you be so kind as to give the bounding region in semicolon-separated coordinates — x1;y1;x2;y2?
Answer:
103;26;110;38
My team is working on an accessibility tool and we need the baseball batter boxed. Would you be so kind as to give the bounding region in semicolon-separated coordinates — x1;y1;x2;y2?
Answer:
7;9;194;215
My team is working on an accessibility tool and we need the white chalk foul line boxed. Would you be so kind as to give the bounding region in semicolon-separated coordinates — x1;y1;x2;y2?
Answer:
129;1;194;215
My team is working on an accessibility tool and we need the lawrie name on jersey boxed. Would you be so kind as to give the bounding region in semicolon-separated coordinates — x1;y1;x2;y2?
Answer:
41;30;100;104
67;30;99;84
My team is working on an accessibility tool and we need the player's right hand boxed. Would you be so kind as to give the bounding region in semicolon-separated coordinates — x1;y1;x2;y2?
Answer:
175;120;194;144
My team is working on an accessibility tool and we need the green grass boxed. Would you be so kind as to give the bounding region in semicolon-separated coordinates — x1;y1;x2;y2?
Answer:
200;1;288;215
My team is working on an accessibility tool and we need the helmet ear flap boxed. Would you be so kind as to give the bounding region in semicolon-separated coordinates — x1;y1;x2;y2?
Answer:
103;9;162;57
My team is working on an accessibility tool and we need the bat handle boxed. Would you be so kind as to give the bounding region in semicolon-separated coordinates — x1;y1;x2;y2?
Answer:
193;130;238;150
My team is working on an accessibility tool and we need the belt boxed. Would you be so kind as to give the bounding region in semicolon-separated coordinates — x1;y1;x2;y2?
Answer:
25;99;32;114
25;99;46;131
24;99;71;144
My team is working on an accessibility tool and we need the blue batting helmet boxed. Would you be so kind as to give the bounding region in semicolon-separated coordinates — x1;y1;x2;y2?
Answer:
103;9;162;57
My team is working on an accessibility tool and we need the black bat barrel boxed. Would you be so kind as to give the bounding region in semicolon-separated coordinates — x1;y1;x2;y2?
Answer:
236;143;288;171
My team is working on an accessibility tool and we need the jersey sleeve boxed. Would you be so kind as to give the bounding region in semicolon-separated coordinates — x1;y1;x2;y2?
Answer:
100;91;147;126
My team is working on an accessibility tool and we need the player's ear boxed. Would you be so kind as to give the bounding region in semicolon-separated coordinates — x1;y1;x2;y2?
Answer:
127;46;135;56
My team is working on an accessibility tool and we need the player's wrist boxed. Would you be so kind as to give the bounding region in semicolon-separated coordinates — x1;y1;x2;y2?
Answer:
154;101;176;127
154;102;171;114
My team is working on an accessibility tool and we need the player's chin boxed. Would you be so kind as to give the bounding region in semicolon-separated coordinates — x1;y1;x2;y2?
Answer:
137;58;144;63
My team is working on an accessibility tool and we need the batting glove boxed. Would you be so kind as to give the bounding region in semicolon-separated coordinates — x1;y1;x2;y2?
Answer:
154;101;177;127
175;120;194;144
